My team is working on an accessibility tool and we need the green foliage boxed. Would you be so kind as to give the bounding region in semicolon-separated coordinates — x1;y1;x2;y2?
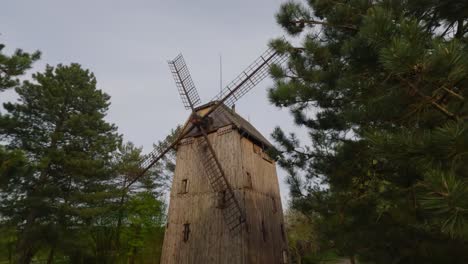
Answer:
0;41;174;263
271;0;468;263
0;146;33;190
285;209;320;264
121;193;165;260
276;2;311;35
107;141;171;264
0;63;122;263
0;43;40;92
418;170;468;238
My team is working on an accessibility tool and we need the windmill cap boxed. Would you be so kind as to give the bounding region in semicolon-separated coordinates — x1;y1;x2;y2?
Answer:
184;101;272;149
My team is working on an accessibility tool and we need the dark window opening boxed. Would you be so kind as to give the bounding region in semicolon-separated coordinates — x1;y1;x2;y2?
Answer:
253;144;262;154
261;220;267;242
272;197;277;213
217;190;227;208
280;223;286;242
180;179;188;194
245;171;252;188
183;223;190;242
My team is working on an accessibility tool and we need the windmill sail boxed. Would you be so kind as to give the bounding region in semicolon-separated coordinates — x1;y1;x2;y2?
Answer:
130;42;287;224
168;54;202;110
211;46;288;109
196;131;245;234
125;126;183;189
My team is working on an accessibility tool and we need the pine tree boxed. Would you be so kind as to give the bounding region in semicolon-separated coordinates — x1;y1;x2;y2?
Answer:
0;43;40;92
0;63;121;263
269;0;468;262
94;131;177;263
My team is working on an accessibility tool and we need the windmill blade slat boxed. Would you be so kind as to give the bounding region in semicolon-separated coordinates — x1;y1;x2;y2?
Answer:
168;54;201;110
125;126;184;189
210;46;288;109
139;137;173;170
125;143;173;189
196;130;245;235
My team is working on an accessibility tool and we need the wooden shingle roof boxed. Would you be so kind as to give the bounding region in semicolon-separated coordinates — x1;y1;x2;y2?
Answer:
182;102;272;149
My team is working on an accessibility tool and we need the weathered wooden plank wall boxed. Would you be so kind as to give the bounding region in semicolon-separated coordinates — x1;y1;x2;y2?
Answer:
240;136;288;264
160;126;288;264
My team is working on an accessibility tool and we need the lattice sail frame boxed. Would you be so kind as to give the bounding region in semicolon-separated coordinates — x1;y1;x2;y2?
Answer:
139;135;174;170
127;43;289;191
196;134;245;234
168;54;202;110
124;126;183;189
211;46;288;109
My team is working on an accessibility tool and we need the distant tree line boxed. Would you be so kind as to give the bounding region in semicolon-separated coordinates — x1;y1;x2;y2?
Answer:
0;42;175;264
271;0;468;263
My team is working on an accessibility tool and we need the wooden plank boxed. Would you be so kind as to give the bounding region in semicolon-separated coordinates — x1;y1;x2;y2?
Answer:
160;127;288;264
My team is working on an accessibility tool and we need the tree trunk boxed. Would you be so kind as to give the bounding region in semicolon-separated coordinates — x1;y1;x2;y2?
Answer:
46;246;55;264
17;120;64;264
349;255;356;264
17;210;38;264
129;247;137;264
16;244;34;264
115;178;128;249
8;242;12;264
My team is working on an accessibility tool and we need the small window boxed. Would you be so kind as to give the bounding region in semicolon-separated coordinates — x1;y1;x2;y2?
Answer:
253;144;262;154
245;171;252;188
272;197;277;213
261;220;267;242
217;190;227;208
180;179;188;194
183;223;190;242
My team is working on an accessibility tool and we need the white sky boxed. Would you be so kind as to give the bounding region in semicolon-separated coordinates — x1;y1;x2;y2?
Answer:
0;0;308;208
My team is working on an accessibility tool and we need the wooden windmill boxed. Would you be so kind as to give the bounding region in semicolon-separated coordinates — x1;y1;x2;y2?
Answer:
128;44;289;264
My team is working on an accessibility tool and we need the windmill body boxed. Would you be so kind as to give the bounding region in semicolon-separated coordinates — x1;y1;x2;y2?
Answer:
160;103;288;264
127;43;289;264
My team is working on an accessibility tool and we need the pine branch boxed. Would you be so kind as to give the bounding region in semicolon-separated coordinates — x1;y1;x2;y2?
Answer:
397;76;457;119
442;87;464;100
289;19;357;31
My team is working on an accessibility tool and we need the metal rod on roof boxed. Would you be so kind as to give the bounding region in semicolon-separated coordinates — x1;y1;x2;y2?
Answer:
219;53;222;94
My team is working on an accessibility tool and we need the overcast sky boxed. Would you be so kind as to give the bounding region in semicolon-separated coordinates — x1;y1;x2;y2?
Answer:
1;0;307;207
